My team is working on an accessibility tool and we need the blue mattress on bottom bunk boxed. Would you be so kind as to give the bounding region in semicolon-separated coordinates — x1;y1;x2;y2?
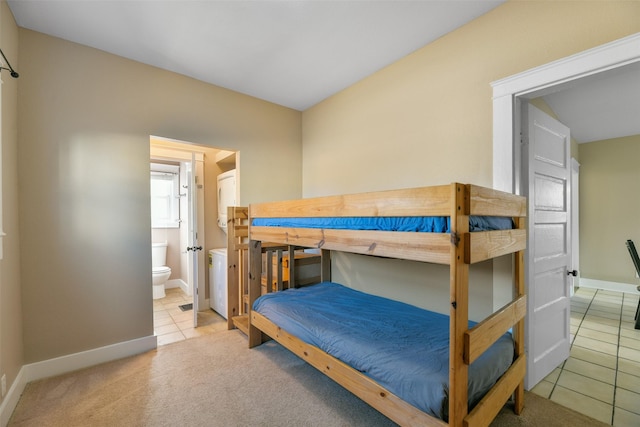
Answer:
252;282;514;421
251;216;513;232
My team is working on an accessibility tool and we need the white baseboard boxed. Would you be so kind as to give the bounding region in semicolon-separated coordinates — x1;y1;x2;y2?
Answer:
0;335;156;427
0;367;26;427
580;278;639;294
166;278;190;296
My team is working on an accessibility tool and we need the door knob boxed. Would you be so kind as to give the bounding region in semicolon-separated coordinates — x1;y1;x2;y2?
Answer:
567;270;578;277
186;246;203;252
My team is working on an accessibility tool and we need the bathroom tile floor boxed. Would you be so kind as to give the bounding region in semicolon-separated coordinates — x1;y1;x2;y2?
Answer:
153;287;228;346
531;286;640;426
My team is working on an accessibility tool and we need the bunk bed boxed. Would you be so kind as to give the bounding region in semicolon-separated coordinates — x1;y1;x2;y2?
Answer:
226;206;321;333
246;183;527;427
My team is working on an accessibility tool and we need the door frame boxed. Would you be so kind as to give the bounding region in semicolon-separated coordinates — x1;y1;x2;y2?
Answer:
491;32;640;308
570;158;580;296
492;33;640;193
150;138;207;323
491;33;640;386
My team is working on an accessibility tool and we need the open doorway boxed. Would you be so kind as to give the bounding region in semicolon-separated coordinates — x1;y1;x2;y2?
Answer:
491;34;640;390
150;136;238;345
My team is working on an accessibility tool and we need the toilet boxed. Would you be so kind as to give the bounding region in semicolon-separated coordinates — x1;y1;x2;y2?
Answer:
152;242;171;299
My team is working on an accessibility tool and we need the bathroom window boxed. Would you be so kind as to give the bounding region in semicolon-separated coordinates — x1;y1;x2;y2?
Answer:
151;163;181;228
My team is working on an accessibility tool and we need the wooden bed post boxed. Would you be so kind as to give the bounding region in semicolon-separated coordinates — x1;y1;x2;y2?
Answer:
275;249;284;291
449;183;470;427
287;245;296;288
248;238;264;348
227;206;241;329
513;217;526;414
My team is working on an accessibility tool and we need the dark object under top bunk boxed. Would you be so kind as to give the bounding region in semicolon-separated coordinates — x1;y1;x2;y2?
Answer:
625;239;640;329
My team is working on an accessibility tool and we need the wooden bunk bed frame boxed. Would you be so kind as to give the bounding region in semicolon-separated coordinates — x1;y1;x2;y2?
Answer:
246;183;527;427
226;206;322;333
226;206;249;332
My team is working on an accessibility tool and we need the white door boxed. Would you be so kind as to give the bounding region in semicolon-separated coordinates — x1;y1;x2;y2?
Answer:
522;103;572;389
186;155;201;327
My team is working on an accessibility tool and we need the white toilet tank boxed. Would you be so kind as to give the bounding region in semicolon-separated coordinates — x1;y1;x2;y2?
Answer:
152;242;168;267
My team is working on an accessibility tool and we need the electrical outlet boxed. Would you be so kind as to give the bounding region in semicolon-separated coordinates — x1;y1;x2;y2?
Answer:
1;374;6;398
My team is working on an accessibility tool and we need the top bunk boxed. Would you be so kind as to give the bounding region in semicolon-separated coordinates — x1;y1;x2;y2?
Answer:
249;183;526;265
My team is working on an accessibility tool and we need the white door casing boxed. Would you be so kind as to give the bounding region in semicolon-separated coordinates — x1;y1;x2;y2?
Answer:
570;158;580;296
150;139;207;326
522;104;572;389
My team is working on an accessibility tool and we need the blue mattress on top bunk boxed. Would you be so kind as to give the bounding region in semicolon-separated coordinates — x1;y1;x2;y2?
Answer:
252;282;515;421
251;216;513;232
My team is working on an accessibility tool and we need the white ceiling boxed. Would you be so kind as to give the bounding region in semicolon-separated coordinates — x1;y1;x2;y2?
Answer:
6;0;640;143
541;62;640;144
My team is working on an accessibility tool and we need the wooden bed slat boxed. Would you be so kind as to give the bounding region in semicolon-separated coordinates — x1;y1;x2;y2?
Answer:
250;185;453;218
468;185;526;217
251;226;452;264
233;226;248;239
251;311;447;427
464;295;527;365
463;354;526;427
465;229;527;264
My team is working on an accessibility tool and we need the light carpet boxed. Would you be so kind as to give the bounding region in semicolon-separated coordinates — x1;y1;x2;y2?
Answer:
9;330;609;426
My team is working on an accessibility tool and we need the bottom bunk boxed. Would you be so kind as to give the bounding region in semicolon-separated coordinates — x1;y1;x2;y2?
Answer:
253;281;513;421
250;281;526;427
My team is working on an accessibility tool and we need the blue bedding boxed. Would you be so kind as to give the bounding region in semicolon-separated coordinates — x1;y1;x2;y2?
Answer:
251;216;513;232
253;282;514;421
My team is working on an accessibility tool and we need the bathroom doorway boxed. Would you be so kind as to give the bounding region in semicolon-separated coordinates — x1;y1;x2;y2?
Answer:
150;136;237;345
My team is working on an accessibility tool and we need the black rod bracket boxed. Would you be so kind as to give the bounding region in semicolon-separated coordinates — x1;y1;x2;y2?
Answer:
0;48;18;78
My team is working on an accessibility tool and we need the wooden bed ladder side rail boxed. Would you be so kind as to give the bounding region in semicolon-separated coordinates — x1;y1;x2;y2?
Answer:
227;206;249;331
449;183;470;427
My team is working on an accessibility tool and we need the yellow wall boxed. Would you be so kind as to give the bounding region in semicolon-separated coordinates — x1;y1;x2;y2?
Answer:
17;29;302;363
580;135;640;283
301;1;640;316
0;0;22;410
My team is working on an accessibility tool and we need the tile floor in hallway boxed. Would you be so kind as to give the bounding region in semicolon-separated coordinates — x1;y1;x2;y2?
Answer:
531;286;640;426
153;287;228;346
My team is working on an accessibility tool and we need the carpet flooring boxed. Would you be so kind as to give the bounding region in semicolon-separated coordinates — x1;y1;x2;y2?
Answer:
9;330;609;426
